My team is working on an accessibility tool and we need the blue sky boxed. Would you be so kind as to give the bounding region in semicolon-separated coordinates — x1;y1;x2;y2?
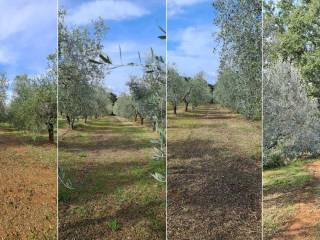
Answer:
168;0;220;84
0;0;57;100
61;0;166;94
0;0;217;100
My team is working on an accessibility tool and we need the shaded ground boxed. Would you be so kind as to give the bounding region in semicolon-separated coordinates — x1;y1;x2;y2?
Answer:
0;124;57;239
264;159;320;240
167;104;261;239
58;116;165;240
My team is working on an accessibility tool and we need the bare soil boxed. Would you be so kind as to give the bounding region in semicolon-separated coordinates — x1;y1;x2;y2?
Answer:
0;127;57;239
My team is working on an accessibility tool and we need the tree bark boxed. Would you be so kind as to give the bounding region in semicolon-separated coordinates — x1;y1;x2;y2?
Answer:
184;101;189;112
152;122;156;131
66;115;71;128
173;104;177;115
134;113;138;122
140;117;144;125
71;118;75;130
47;123;54;142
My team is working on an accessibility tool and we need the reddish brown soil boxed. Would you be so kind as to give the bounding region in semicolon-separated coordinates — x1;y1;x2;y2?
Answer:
275;160;320;240
0;128;56;239
167;105;262;239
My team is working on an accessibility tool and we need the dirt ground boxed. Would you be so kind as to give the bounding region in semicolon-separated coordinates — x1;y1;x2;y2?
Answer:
167;104;262;239
58;116;165;240
0;126;57;239
264;159;320;240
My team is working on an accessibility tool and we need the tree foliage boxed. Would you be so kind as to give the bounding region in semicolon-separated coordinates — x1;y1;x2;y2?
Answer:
113;93;136;120
265;0;320;99
263;0;320;167
58;9;109;128
167;66;211;114
264;61;320;167
213;0;262;119
8;58;57;142
0;73;8;121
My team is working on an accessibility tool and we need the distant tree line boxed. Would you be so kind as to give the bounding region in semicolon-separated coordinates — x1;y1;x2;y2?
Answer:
167;66;211;114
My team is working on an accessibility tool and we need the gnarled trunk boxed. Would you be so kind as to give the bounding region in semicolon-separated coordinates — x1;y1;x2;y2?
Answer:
173;104;177;115
47;123;54;142
66;115;71;128
184;101;189;112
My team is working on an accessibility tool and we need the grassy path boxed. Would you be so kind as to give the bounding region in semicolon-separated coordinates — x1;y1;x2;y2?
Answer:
58;116;165;240
0;125;56;239
167;104;261;239
264;159;320;240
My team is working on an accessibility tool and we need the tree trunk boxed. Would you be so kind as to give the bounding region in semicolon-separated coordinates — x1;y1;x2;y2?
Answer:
152;122;156;131
140;117;144;125
71;118;75;130
48;123;54;142
66;115;71;128
185;102;189;112
173;104;177;115
84;115;87;123
134;113;138;122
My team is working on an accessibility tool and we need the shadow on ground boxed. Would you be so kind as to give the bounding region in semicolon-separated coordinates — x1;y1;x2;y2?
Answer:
167;104;261;240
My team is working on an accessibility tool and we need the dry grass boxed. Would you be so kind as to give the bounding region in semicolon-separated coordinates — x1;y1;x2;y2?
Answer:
0;124;57;239
58;116;165;240
167;104;262;239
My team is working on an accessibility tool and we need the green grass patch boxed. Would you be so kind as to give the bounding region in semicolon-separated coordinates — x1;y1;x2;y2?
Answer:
264;160;313;192
106;219;121;232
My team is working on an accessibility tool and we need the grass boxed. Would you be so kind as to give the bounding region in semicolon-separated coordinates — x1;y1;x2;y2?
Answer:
263;159;319;239
58;116;165;240
0;124;56;239
264;160;313;192
167;104;261;240
106;219;121;232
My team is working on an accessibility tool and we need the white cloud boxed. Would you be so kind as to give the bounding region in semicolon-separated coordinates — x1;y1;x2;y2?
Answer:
168;0;207;16
0;0;56;79
168;25;220;83
172;26;215;57
67;0;149;25
0;0;56;41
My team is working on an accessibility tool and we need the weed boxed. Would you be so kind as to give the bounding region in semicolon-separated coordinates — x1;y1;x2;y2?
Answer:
106;219;121;232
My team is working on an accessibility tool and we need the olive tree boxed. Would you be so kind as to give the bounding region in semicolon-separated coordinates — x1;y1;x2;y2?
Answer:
167;66;186;114
8;68;57;142
264;61;320;167
92;86;113;118
113;93;136;119
213;0;262;119
0;73;8;121
58;10;106;129
189;72;211;110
